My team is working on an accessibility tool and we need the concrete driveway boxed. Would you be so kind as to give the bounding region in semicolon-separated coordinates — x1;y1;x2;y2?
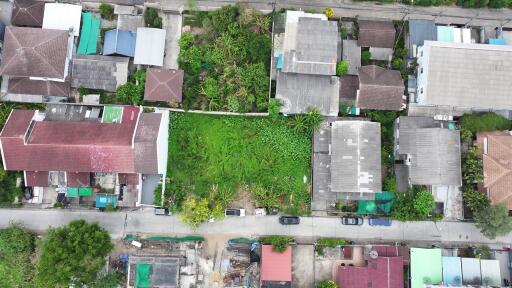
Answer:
162;13;182;70
292;245;315;288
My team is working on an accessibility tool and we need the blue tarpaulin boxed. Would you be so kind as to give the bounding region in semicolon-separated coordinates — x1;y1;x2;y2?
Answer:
95;194;118;208
102;29;136;57
489;38;507;45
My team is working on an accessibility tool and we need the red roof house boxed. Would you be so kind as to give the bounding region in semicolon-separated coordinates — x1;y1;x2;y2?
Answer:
338;257;404;288
260;245;292;288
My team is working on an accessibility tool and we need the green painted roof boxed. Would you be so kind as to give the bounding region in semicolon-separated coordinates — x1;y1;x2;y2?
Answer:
102;106;123;123
411;248;443;288
135;263;151;287
67;187;79;197
77;12;100;55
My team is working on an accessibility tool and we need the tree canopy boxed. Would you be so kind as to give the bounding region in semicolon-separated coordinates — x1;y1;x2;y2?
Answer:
392;186;436;221
35;220;114;287
474;205;512;239
460;113;511;133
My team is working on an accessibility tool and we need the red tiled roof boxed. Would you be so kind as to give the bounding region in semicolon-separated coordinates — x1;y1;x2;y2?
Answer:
476;131;512;209
356;65;404;111
260;245;292;283
0;27;68;79
66;172;90;187
11;0;45;27
370;245;410;263
338;257;404;288
0;109;34;138
25;171;48;186
144;68;184;103
357;20;396;49
118;173;139;185
8;77;71;97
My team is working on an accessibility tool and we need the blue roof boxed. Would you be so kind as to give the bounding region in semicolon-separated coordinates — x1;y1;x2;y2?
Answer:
95;194;118;208
408;19;436;56
489;38;507;45
442;257;462;286
437;26;454;43
103;29;136;57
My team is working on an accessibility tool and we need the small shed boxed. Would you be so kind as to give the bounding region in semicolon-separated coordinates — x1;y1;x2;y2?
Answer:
144;68;184;103
77;12;100;55
480;259;501;287
134;27;166;66
461;258;482;286
102;29;136;57
260;245;292;287
442;257;462;286
42;3;82;37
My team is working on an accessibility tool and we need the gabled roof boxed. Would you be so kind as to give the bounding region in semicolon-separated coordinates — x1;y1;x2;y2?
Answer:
358;20;396;48
25;171;48;187
339;75;359;106
8;77;71;97
338;257;404;288
144;68;184;103
134;113;162;174
66;172;90;187
260;245;292;283
71;55;129;92
476;131;512;209
0;27;69;79
134;27;166;66
102;29;136;57
356;65;404;111
395;116;462;186
11;0;45;27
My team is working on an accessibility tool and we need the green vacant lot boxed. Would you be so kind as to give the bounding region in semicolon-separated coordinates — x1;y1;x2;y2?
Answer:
166;113;311;215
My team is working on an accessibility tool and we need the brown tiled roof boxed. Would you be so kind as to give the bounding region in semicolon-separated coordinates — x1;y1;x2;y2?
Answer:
8;77;71;97
144;68;184;103
356;65;404;111
118;173;139;185
0;109;34;138
66;172;90;187
0;26;68;79
357;20;396;49
134;113;161;174
25;171;48;186
339;75;359;105
476;131;512;209
11;0;45;27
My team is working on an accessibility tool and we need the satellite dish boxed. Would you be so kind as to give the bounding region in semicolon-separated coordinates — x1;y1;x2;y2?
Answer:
369;250;378;259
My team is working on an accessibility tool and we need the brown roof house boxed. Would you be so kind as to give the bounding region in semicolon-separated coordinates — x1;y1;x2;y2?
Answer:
0;104;170;207
0;26;73;102
358;20;396;61
144;68;184;105
476;131;512;210
11;0;45;27
356;65;405;111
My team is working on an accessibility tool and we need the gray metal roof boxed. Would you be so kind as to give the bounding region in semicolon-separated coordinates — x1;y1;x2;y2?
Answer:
331;121;381;194
408;19;436;57
395;116;462;186
420;41;512;110
276;72;339;116
281;17;338;75
342;40;361;75
71;55;129;92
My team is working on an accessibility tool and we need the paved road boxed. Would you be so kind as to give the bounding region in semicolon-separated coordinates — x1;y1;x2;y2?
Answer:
1;208;511;245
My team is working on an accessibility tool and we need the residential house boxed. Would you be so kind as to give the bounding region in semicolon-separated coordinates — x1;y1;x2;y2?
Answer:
0;104;169;207
393;116;462;219
275;11;339;116
260;245;292;288
412;41;512;117
357;19;395;61
476;131;512;210
144;68;184;105
42;3;82;37
407;19;436;58
312;119;381;213
134;27;166;66
11;0;45;27
337;245;408;288
102;29;137;57
71;55;129;92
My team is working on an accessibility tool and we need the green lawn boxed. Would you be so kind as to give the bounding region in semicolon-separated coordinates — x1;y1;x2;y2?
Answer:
166;113;311;215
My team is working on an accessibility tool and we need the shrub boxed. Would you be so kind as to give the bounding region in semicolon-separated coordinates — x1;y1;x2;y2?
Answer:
391;58;403;70
474;245;492;259
144;7;163;28
460;113;511;133
116;82;142;105
323;8;335;18
392;186;435;221
463;189;489;213
336;61;349;76
0;225;36;287
361;51;372;63
460;128;473;143
104;204;118;212
316;238;348;255
260;235;293;253
180;198;211;228
99;4;114;20
317;279;338;288
383;176;397;193
462;145;484;185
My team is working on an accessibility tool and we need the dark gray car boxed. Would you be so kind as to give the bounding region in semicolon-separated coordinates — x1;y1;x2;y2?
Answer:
279;216;300;225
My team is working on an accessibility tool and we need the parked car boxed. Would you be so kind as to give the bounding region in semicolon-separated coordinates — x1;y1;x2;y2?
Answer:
154;207;170;216
279;216;300;225
341;216;364;225
369;217;392;226
225;208;246;216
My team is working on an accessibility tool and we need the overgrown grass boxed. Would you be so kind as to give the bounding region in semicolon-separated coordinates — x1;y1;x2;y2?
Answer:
166;112;311;215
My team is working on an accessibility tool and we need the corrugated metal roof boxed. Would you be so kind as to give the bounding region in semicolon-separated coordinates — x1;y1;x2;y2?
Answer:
410;248;442;288
408;19;436;56
42;3;82;37
134;27;166;66
480;259;501;287
442;257;462;286
102;29;136;57
461;258;482;286
71;55;129;92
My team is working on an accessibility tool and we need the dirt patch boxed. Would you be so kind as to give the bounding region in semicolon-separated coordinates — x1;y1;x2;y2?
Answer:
228;186;256;215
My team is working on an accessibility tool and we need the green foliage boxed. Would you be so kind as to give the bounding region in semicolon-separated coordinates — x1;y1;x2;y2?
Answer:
323;8;335;18
180;198;211;228
316;238;348;256
460;113;511;133
116;83;142;105
488;0;510;7
317;279;338;288
460;128;473;143
260;235;293;253
361;50;372;63
178;5;272;112
340;27;348;39
364;110;399;172
474;205;512;239
290;107;323;134
168;113;311;221
474;245;492;259
78;87;91;96
383;176;397;193
35;220;114;287
392;186;435;221
463;189;489;213
268;99;281;120
0;224;35;287
144;7;162;28
462;145;484;185
99;3;114;20
391;58;403;70
53;202;64;208
104;204;118;212
336;61;349;76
